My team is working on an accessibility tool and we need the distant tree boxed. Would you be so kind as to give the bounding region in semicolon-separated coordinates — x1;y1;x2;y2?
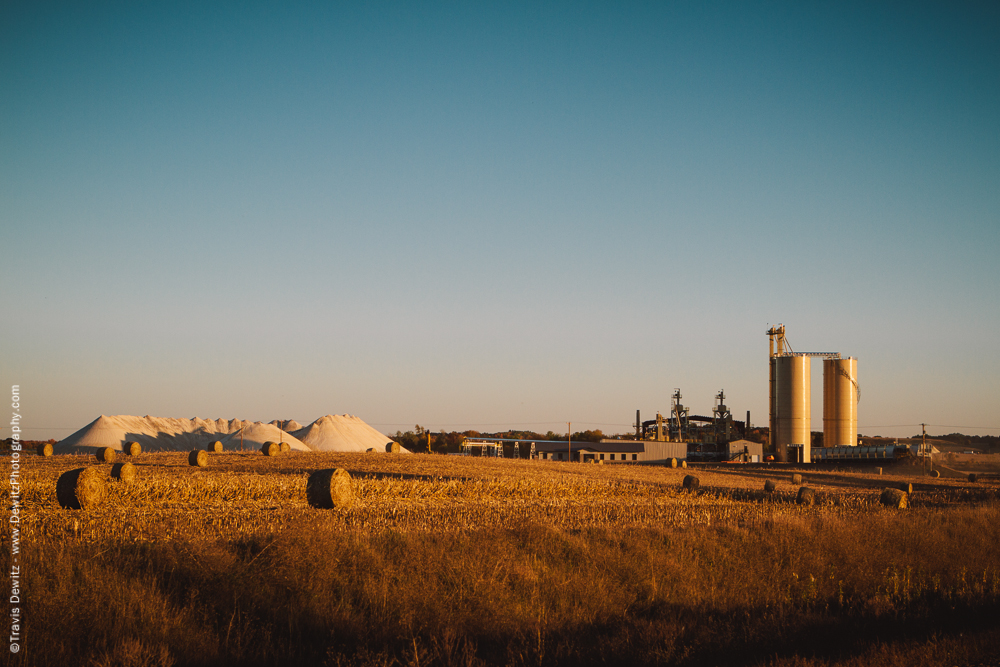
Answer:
390;429;423;453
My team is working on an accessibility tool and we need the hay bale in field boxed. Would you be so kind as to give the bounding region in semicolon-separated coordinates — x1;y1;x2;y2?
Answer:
111;462;136;483
188;449;209;467
209;440;223;453
280;442;291;453
37;443;53;457
681;460;687;469
95;447;116;463
796;486;815;506
898;482;914;494
260;441;279;457
876;467;882;475
682;475;700;491
56;467;106;509
791;473;803;485
669;458;678;469
930;470;940;479
306;468;354;509
386;442;401;454
123;441;141;456
764;479;777;493
968;473;978;483
366;448;375;453
880;487;908;509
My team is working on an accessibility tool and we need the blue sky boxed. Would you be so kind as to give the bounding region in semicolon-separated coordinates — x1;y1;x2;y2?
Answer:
2;1;998;440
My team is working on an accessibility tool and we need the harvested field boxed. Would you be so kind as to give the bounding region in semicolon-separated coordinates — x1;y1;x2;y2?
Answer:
5;453;1000;666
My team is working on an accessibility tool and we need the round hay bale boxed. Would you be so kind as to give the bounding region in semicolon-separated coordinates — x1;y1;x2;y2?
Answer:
366;447;375;453
880;487;908;509
681;460;687;469
188;450;209;467
897;482;914;494
876;467;882;475
930;470;940;479
209;441;223;453
682;474;700;491
123;441;141;456
306;468;354;509
56;467;106;509
111;462;136;484
669;458;678;469
37;443;53;457
791;473;803;485
764;479;777;493
796;486;815;506
95;447;116;464
968;473;978;483
279;442;291;453
261;442;279;457
386;442;401;454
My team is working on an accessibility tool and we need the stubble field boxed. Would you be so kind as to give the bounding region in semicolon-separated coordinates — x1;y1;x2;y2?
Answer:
4;451;1000;667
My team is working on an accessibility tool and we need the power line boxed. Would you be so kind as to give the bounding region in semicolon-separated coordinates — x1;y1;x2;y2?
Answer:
2;427;79;431
8;422;999;434
4;421;632;430
859;424;1000;431
370;421;634;429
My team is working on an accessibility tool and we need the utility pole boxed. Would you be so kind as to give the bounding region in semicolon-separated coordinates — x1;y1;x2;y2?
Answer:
922;423;929;475
568;422;571;463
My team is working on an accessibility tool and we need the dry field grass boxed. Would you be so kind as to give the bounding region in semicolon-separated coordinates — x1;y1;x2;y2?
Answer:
4;452;1000;667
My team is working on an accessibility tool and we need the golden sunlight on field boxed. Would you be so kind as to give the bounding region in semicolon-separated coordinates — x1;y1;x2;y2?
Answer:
5;453;999;667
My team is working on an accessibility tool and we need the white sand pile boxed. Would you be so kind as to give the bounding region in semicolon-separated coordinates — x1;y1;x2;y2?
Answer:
291;414;404;453
217;422;310;452
56;415;277;454
56;414;394;454
270;419;303;432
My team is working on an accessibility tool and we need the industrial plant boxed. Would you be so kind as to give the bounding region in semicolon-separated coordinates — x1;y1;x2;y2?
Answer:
461;324;918;465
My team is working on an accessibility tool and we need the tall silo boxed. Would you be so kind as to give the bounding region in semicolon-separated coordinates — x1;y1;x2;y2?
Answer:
823;357;858;447
773;355;811;462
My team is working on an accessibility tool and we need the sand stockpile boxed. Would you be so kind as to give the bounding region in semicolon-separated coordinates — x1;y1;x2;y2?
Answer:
291;414;403;453
55;415;280;454
217;422;309;452
56;414;391;454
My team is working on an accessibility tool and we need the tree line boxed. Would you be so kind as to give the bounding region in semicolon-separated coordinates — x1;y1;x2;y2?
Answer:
389;426;609;454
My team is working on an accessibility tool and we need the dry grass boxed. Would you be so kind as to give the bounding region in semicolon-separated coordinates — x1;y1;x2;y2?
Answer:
4;453;1000;666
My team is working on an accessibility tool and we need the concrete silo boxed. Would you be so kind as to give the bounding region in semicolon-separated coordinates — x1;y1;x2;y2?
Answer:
773;355;811;462
823;357;858;447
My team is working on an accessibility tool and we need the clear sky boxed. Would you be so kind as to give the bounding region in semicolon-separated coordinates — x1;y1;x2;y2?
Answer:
2;1;998;441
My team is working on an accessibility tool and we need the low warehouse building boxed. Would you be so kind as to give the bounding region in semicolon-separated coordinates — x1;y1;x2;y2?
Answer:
460;438;686;463
726;439;763;462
